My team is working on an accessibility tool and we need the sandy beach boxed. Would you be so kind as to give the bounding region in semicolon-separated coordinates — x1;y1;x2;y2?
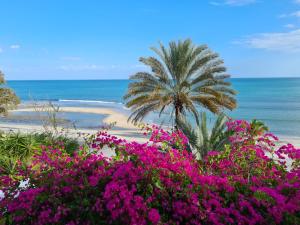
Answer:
0;106;148;143
0;105;299;147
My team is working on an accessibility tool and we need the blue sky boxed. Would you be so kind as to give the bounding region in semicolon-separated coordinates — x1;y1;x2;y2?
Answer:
0;0;300;80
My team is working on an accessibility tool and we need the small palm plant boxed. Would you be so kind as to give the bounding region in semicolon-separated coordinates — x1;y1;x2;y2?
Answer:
124;39;236;126
176;112;230;159
250;119;269;136
0;132;40;176
0;70;20;115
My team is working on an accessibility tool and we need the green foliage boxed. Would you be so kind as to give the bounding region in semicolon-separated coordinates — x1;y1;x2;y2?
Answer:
0;70;20;115
254;190;275;203
0;132;39;176
250;119;269;136
124;39;236;126
176;112;230;159
0;132;40;158
32;132;80;155
0;132;80;176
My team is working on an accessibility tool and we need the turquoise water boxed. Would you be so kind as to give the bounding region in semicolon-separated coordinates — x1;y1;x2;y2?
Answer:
3;78;300;137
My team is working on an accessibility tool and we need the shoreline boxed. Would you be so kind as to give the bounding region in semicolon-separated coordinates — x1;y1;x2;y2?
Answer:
0;105;299;147
0;106;148;143
275;136;300;148
15;106;137;129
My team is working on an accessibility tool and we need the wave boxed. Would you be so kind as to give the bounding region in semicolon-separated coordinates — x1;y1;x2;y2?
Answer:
58;99;123;105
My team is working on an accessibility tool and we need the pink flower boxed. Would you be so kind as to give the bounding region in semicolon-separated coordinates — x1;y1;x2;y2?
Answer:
2;120;300;224
148;208;160;224
88;175;99;187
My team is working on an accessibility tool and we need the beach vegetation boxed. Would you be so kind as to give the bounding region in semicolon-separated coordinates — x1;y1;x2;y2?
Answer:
250;119;269;136
176;112;230;159
124;39;237;126
0;131;80;176
0;132;38;176
0;71;20;115
32;101;74;135
1;119;299;224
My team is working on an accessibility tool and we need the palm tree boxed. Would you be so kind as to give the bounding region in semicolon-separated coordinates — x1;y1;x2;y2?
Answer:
124;39;236;126
176;112;230;159
250;119;269;136
0;70;20;115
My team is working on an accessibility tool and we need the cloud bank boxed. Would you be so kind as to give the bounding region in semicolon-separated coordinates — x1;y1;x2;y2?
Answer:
10;45;20;49
240;29;300;53
210;0;257;6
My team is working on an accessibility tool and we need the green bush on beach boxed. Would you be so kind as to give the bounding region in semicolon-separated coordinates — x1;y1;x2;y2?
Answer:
0;71;19;115
0;131;80;176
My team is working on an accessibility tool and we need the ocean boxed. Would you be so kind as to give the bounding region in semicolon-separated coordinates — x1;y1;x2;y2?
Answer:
3;78;300;138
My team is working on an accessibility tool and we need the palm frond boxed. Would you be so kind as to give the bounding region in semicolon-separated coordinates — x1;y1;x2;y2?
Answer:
177;112;230;159
176;115;198;149
124;39;237;127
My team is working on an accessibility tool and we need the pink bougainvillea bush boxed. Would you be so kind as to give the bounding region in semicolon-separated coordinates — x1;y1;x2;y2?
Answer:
0;120;300;224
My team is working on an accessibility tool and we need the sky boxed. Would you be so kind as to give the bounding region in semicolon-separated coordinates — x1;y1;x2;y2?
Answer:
0;0;300;80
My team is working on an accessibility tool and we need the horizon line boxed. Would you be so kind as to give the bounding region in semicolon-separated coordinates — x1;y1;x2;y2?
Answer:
6;76;300;81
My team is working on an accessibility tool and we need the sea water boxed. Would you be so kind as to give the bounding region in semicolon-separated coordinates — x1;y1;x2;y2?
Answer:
2;78;300;138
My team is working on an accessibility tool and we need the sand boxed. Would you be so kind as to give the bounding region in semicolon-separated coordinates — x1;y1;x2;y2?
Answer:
0;106;148;143
277;136;300;148
15;106;137;128
0;106;299;147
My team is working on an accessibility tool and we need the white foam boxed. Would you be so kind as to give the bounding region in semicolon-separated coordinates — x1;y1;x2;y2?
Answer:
59;99;123;105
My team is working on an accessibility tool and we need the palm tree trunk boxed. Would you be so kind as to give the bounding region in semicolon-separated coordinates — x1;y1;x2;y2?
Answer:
174;103;182;130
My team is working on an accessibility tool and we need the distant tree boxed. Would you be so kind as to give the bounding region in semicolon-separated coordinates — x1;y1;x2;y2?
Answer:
124;39;236;126
0;70;20;115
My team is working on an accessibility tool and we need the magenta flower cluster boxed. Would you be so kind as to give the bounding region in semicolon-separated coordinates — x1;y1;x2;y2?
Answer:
0;120;299;224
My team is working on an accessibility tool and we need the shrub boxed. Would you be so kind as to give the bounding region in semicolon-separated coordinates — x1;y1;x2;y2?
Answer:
0;120;299;224
0;132;40;176
31;132;80;155
0;132;80;176
0;70;20;115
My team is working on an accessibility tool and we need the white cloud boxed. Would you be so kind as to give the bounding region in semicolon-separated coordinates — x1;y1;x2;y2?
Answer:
239;29;300;53
291;11;300;17
285;24;296;29
59;64;105;71
131;64;148;69
210;0;257;6
60;56;81;61
279;10;300;18
58;64;149;72
10;44;20;49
